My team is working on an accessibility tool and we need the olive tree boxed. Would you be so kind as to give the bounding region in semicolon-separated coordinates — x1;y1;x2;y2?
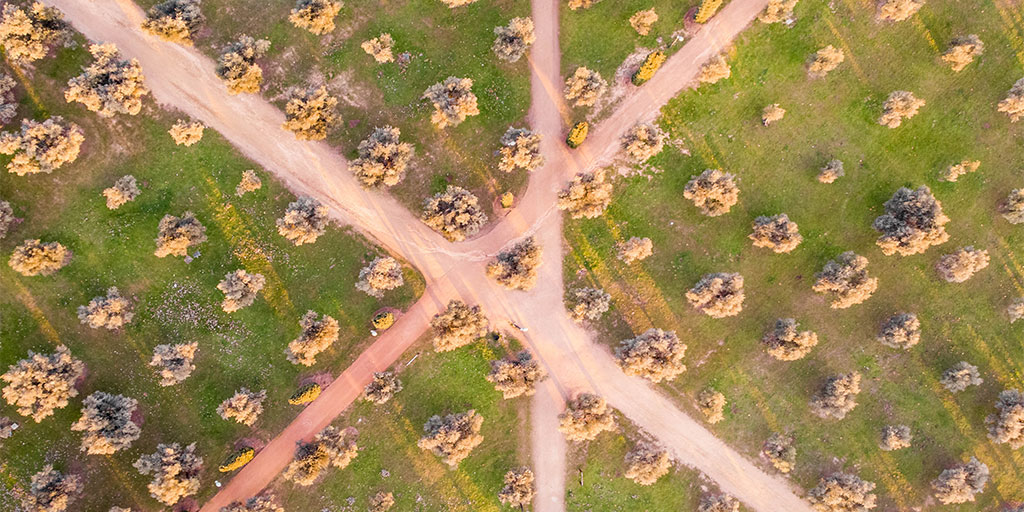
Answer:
487;237;542;291
749;214;801;253
149;342;197;386
236;169;262;196
2;345;83;422
629;8;657;35
286;310;339;366
698;494;739;512
492;17;534;63
684;169;739;216
1001;188;1024;223
564;66;607;107
289;0;342;35
807;45;844;78
818;158;844;183
284;425;358;485
940;159;979;182
217;388;266;426
218;269;266;313
876;0;922;22
351;126;414;188
9;239;71;276
624;443;671;485
133;442;203;506
762;433;795;473
498;467;534;508
141;0;204;45
558;393;615;442
762;318;818;361
941;361;983;392
877;312;920;350
361;33;394;63
0;2;70;63
361;371;402;404
931;457;989;504
154;211;207;258
369;491;395;512
430;299;488;352
936;246;989;283
812;251;878;308
697;55;731;85
103;175;140;209
697;388;725;424
422;185;487;241
686;273;745;318
0;116;84;176
616;236;653;263
498;127;543;172
215;35;270;94
808;472;877;512
282;85;338;140
277;196;328;245
71;391;140;454
878;90;925;128
557;169;613;219
418;410;484;466
0;74;18;125
77;286;134;329
759;0;798;23
423;76;479;128
879;424;912;451
998;77;1024;122
621;122;664;162
221;494;284;512
24;465;81;512
810;372;862;420
615;328;686;383
761;103;786;126
0;199;17;239
65;43;149;117
567;286;611;323
987;389;1024;448
356;256;404;297
942;35;983;72
486;351;547;399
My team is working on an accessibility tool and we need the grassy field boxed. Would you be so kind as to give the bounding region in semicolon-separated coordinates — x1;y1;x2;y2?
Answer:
564;0;1024;510
0;36;422;511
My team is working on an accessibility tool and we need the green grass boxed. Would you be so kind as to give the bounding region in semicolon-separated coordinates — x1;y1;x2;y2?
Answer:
563;0;1024;510
0;37;422;511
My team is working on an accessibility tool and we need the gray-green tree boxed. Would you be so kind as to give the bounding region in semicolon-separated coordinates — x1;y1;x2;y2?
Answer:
64;43;149;117
289;0;342;35
71;391;141;454
812;251;878;308
557;169;613;219
430;300;488;352
133;442;203;506
2;345;83;422
282;85;338;140
77;286;134;329
9;239;71;276
877;312;920;350
154;211;206;258
808;472;876;512
215;35;270;94
873;185;949;256
0;117;84;176
0;2;70;63
285;310;340;366
486;351;547;399
141;0;204;45
931;457;989;504
423;77;479;128
615;328;686;383
684;169;739;216
492;17;534;63
277;196;328;246
487;237;542;290
24;465;81;512
762;318;818;361
351;126;414;188
810;372;862;420
421;185;487;241
558;393;615;442
418;410;484;466
686;273;745;318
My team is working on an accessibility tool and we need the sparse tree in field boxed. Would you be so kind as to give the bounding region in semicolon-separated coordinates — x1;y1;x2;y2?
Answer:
936;246;989;283
351;125;414;188
218;269;266;313
498;127;543;173
567;0;601;10
932;457;989;504
568;286;611;323
749;214;802;253
422;186;487;241
878;90;925;128
698;494;739;512
557;169;613;219
941;361;983;392
220;494;284;512
616;328;686;383
24;465;81;512
423;76;479;128
807;45;845;78
808;472;877;512
2;345;83;422
289;0;342;35
487;351;547;399
134;442;203;506
684;169;739;216
810;372;862;420
616;236;652;263
564;67;607;108
369;491;395;512
150;342;197;386
624;443;671;485
763;318;818;361
1009;298;1024;323
940;159;979;182
0;74;17;125
316;425;359;468
1001;189;1024;223
283;442;328;486
217;388;266;426
361;33;394;63
698;55;731;84
71;391;140;455
356;256;404;297
154;211;207;257
812;251;878;308
877;312;920;350
762;103;786;125
430;299;488;352
492;17;534;63
818;158;844;183
418;410;484;467
77;286;134;329
0;199;17;239
236;169;262;196
168;120;204;147
629;8;657;35
621;122;664;163
942;35;983;72
686;273;745;318
286;310;339;366
558;393;615;442
9;239;71;276
141;0;204;45
697;388;725;424
362;371;402;404
998;78;1024;122
103;175;140;209
879;424;912;451
0;2;70;64
216;35;270;94
0;117;84;176
65;43;149;117
987;389;1024;448
487;237;542;290
762;433;795;473
876;0;922;22
277;196;328;245
498;467;534;508
283;85;337;140
759;0;798;23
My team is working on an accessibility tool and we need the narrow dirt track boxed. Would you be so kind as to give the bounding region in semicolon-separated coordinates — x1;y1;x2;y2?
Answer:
45;0;814;511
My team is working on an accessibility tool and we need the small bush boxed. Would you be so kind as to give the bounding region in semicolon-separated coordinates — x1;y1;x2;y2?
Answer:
289;0;342;35
631;50;666;86
289;383;322;405
218;447;255;473
103;175;140;209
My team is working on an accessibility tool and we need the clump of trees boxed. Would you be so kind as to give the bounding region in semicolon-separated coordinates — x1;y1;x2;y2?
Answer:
998;78;1024;122
487;237;542;290
877;312;920;350
807;45;845;78
942;35;983;72
133;442;203;506
763;318;818;361
810;372;862;420
936;246;989;283
987;389;1024;448
150;342;197;386
285;310;340;366
879;424;912;451
564;67;607;107
216;35;270;94
285;426;359;485
283;85;337;140
356;256;404;297
154;211;207;258
812;251;878;308
698;55;731;84
221;494;284;512
624;443;671;485
0;74;17;125
808;472;877;512
686;273;745;318
941;361;983;392
762;433;795;473
289;0;341;34
486;351;547;399
218;269;266;313
422;186;487;241
492;17;534;63
65;43;149;117
761;103;786;126
423;77;479;128
616;236;652;264
361;33;394;63
749;214;802;253
684;169;739;216
878;90;925;128
697;388;725;423
1001;188;1024;223
0;199;17;238
2;346;83;422
498;467;534;508
629;8;658;35
615;328;687;383
430;299;488;352
369;491;395;512
0;2;70;63
558;393;615;441
24;465;81;512
236;169;262;196
418;410;484;466
557;169;613;219
0;117;84;176
759;0;798;23
698;494;739;512
876;0;923;22
931;457;989;504
621;122;664;163
71;391;140;454
9;239;72;276
351;126;414;188
818;158;844;183
277;196;328;245
940;159;979;182
498;127;543;172
78;286;134;329
567;286;611;323
362;371;402;404
141;0;204;45
103;175;140;209
217;388;266;426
